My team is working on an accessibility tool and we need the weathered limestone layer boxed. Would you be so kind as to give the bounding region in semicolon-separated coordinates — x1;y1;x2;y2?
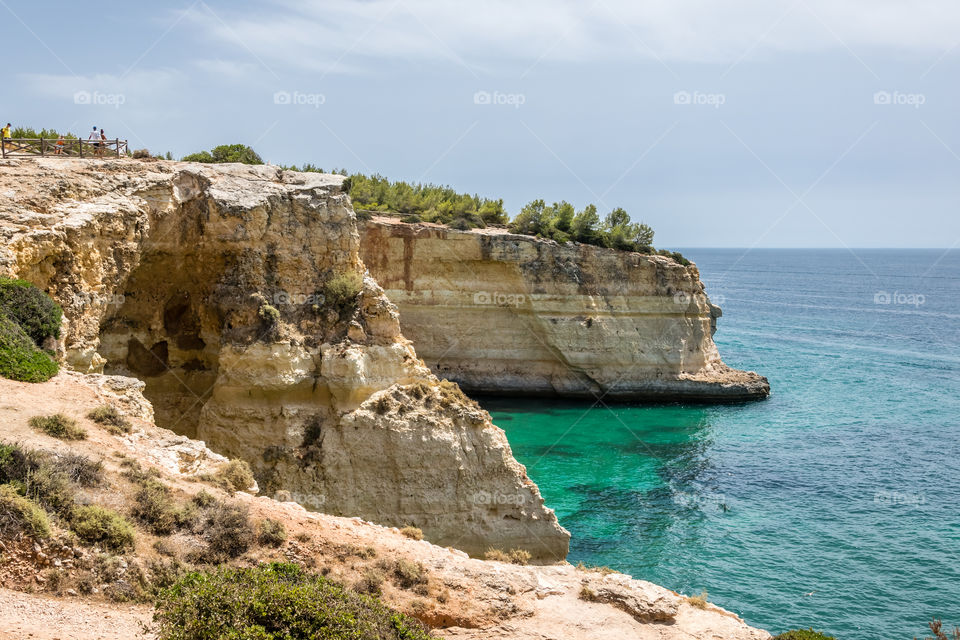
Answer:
0;158;568;560
361;217;769;401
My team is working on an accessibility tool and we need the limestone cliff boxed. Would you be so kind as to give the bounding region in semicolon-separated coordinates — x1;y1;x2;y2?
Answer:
360;217;769;401
0;158;568;560
0;372;771;640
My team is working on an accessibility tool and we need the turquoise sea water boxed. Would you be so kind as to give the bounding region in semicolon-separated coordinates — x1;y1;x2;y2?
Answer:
481;249;960;640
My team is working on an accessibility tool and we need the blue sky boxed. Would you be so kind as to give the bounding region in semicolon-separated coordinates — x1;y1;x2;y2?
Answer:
2;0;959;248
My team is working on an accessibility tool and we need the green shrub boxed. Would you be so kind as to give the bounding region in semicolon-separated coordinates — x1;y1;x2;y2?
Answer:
131;479;192;535
10;127;78;140
70;505;136;552
154;563;436;640
347;173;506;226
0;483;51;539
0;277;62;345
60;452;103;487
119;458;163;484
0;314;58;382
217;459;255;492
191;490;216;508
182;144;263;165
194;501;254;562
354;567;386;596
379;558;427;590
29;414;86;440
323;271;363;312
773;630;837;640
0;443;76;514
87;405;132;434
258;518;287;547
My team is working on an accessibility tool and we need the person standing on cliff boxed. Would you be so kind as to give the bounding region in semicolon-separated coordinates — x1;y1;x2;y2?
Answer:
88;126;100;157
1;123;10;154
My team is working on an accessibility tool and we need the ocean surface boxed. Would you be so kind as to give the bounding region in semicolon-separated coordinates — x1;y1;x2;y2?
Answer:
480;249;960;640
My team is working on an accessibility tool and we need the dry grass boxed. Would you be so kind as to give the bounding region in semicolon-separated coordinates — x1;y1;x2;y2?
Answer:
483;548;531;565
687;590;709;609
87;405;132;435
400;525;423;541
28;414;86;440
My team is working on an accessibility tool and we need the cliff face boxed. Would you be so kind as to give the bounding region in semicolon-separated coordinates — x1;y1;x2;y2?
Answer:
0;372;771;640
0;158;568;560
360;217;769;401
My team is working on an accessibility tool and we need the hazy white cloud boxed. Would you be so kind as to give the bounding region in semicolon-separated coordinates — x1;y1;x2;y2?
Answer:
20;69;182;103
185;0;960;72
193;59;263;78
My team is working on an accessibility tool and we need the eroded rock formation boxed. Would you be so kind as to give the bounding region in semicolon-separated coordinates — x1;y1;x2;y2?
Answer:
0;158;568;560
360;217;769;401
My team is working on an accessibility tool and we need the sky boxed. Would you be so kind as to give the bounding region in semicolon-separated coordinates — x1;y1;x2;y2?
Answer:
2;0;959;248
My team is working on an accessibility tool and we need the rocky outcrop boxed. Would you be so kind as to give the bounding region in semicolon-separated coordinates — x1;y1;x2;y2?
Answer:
360;217;769;401
0;158;568;560
0;372;770;640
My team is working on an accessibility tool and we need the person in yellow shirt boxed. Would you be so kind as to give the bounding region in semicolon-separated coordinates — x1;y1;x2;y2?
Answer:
1;123;10;154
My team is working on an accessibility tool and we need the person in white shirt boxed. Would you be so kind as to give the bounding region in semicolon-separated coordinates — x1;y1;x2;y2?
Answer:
87;127;101;157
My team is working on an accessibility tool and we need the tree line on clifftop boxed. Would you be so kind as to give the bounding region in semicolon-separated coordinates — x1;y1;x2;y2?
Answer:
175;143;688;263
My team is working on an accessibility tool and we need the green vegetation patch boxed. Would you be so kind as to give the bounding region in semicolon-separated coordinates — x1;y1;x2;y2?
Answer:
0;314;58;382
10;127;78;140
323;271;363;313
131;479;195;535
346;173;507;227
182;144;263;165
258;518;287;547
88;405;132;435
29;413;87;440
0;277;61;382
0;483;51;539
0;442;77;515
70;505;136;552
154;563;436;640
0;277;63;344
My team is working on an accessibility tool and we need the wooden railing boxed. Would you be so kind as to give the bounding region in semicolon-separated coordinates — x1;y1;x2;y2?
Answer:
0;138;128;159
